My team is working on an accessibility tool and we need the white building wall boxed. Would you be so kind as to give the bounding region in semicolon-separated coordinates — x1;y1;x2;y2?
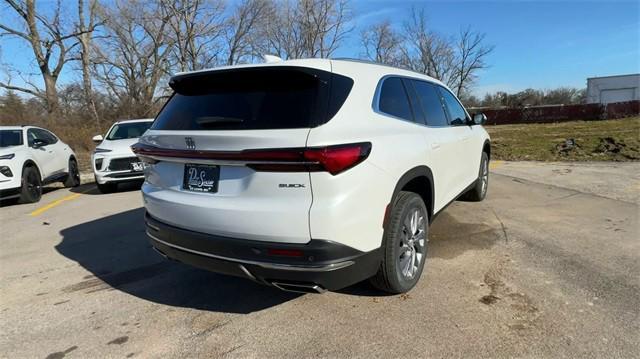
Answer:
586;74;640;104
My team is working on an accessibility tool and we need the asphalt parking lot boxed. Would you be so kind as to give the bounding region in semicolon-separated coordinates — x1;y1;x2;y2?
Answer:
1;162;638;358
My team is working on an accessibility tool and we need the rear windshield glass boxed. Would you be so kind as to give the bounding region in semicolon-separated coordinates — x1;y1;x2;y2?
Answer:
107;122;153;140
152;67;353;131
0;130;23;147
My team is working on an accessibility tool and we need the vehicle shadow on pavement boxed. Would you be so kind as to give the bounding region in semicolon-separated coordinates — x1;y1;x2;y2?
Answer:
69;181;143;195
0;186;65;207
56;207;301;314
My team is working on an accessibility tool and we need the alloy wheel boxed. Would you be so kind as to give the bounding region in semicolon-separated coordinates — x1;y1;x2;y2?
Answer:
480;158;489;196
398;208;427;279
26;170;41;198
71;161;80;184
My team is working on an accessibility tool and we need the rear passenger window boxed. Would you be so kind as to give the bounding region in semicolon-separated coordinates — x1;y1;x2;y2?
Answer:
411;81;449;127
438;87;469;126
378;77;414;122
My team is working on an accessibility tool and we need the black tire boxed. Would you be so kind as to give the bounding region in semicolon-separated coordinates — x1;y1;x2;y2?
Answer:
63;158;81;188
19;166;42;204
96;181;117;194
462;152;489;202
370;191;429;294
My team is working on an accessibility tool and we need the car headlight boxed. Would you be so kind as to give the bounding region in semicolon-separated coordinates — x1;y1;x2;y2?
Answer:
0;153;15;160
94;148;112;153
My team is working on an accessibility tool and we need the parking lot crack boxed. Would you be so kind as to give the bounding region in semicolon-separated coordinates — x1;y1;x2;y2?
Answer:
193;320;231;338
490;207;509;244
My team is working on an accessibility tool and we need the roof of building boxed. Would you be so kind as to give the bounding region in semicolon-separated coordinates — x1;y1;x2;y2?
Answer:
587;73;640;80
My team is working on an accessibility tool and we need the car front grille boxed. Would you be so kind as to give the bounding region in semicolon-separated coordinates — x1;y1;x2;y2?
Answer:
108;157;139;171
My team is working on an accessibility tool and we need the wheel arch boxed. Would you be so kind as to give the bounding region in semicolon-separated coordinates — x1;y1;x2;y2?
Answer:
388;166;434;224
483;139;491;159
22;159;42;179
68;154;77;171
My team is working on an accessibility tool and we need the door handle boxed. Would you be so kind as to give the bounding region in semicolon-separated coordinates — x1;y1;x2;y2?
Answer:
431;143;441;150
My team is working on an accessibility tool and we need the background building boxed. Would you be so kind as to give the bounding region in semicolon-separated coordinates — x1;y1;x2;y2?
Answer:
586;74;640;104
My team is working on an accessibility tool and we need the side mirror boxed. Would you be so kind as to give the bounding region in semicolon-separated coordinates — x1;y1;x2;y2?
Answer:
32;138;48;148
92;135;104;144
472;113;487;125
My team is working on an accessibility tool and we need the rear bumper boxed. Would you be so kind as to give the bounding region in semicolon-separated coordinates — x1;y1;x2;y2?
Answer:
145;213;381;291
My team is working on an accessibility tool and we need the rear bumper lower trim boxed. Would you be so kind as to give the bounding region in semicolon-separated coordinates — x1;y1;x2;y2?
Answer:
146;231;354;272
144;212;382;291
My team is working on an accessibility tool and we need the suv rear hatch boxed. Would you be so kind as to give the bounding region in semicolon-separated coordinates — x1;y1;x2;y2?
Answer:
136;64;354;244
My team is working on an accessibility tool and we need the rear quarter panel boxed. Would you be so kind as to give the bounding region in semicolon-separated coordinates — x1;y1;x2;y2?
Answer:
306;62;439;252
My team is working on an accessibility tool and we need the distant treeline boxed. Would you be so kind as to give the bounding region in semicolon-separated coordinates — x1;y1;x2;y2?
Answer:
462;87;586;109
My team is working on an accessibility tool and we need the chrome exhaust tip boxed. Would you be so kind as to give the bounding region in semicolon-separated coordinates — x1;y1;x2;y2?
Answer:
152;246;170;260
271;282;327;294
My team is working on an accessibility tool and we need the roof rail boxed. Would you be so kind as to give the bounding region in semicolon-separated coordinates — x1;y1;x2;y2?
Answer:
331;57;387;66
331;57;441;82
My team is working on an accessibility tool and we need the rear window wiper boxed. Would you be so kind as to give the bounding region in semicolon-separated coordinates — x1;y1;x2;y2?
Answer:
196;116;245;127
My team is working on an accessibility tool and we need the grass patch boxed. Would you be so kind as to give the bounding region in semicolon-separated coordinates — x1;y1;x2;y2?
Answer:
485;117;640;161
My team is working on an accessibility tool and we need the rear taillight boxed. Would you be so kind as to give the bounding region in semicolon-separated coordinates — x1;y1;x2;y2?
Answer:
132;142;371;175
303;143;371;175
247;142;371;175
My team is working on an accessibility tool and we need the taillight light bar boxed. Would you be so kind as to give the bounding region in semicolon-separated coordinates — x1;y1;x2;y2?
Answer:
131;142;372;175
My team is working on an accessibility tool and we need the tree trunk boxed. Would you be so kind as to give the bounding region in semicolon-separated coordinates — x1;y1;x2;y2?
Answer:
78;0;100;126
79;33;100;126
43;74;60;118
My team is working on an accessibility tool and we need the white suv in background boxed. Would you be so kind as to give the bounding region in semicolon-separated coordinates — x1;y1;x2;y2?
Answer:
133;59;490;294
0;126;80;203
92;119;154;193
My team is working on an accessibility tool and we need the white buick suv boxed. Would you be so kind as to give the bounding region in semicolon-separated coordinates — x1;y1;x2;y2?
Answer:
92;118;154;193
134;59;490;294
0;126;80;203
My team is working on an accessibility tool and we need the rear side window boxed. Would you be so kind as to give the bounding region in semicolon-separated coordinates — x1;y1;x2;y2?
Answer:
411;80;449;127
378;77;414;122
152;67;353;131
438;87;469;126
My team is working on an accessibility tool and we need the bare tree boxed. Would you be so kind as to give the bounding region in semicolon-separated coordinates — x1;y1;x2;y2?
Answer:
449;27;494;96
92;0;174;118
76;0;101;125
224;0;271;65
360;20;402;65
262;0;305;59
263;0;352;60
302;0;352;58
401;8;493;96
163;0;226;72
402;8;454;84
0;0;87;116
